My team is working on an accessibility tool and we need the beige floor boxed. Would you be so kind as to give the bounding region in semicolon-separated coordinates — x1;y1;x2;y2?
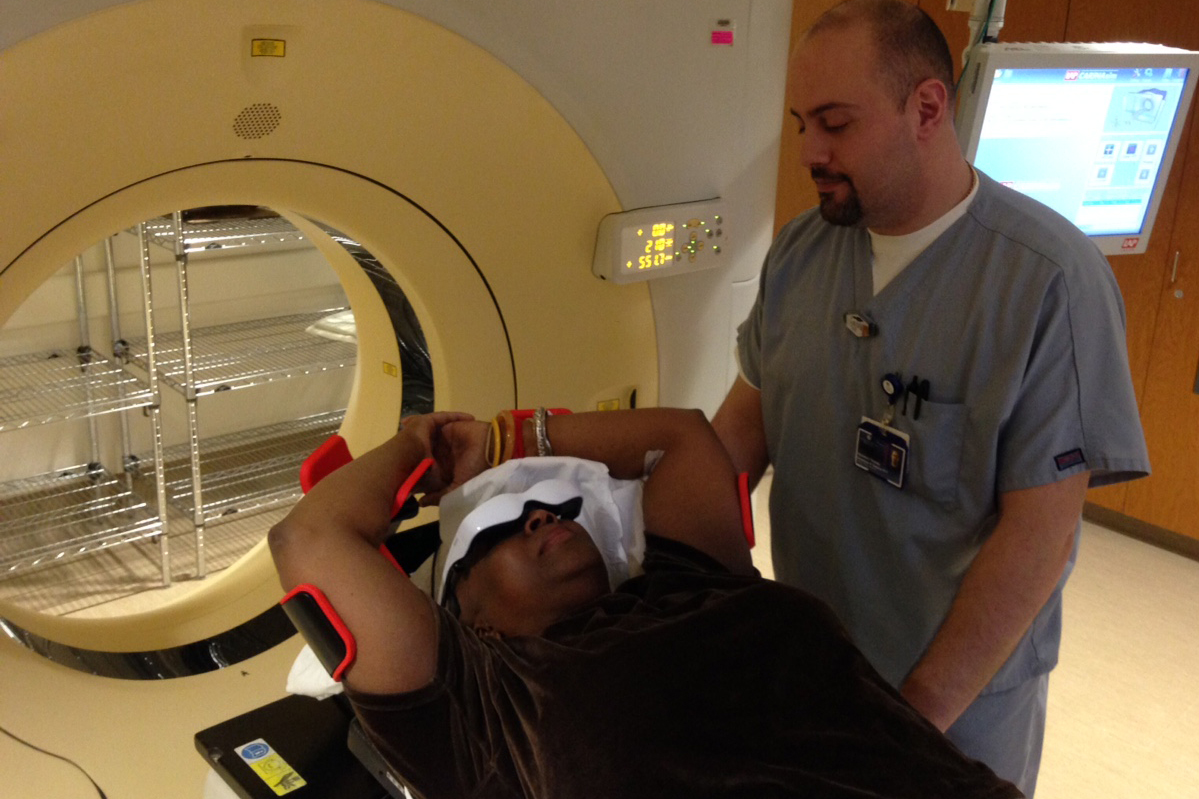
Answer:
2;496;1198;797
1038;520;1199;799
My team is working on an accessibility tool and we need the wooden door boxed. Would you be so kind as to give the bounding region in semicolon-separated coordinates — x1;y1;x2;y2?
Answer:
1121;112;1199;538
1063;2;1199;534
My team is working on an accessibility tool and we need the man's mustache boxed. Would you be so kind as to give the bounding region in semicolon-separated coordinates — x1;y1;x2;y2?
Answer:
811;168;851;184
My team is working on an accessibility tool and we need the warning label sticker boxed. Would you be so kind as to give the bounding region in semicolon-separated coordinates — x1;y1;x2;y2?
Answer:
235;738;307;795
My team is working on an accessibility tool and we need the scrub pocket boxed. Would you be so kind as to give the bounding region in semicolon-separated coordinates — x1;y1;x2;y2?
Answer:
904;399;968;509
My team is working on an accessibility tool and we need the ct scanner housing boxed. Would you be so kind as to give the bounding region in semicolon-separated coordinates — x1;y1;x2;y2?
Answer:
0;0;790;794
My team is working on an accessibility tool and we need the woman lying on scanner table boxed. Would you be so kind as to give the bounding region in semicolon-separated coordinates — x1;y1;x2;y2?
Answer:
268;407;1023;799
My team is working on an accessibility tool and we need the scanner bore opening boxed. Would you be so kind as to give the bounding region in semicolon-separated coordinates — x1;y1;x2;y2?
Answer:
0;205;433;677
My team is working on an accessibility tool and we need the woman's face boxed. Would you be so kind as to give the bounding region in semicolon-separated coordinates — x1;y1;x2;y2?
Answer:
454;508;609;636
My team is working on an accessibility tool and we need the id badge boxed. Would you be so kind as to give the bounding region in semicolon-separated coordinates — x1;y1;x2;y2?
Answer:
854;417;909;489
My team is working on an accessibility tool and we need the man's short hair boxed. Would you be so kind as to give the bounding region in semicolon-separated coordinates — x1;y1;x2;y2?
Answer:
808;0;956;108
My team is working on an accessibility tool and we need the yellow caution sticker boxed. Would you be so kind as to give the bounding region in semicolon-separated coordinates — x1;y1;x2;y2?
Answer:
251;39;286;57
595;398;621;411
235;738;306;795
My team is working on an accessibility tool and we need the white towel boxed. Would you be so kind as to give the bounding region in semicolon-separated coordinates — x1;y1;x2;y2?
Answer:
286;642;344;698
434;456;646;603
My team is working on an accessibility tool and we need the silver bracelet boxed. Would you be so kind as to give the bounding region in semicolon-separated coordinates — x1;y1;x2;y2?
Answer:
534;406;553;457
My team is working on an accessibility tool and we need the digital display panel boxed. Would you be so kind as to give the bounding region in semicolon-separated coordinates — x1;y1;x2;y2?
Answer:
593;199;727;284
620;213;723;276
971;66;1190;238
956;42;1199;254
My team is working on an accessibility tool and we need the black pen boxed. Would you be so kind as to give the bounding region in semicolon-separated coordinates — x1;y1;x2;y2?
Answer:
914;378;930;421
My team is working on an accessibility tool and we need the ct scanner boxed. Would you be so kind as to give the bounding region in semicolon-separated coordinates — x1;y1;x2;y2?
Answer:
0;0;791;794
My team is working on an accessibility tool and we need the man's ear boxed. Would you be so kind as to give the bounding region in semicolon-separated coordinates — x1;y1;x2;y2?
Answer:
909;77;951;140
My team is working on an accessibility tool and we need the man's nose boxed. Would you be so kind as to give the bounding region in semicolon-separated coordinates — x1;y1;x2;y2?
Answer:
800;132;829;169
523;508;558;533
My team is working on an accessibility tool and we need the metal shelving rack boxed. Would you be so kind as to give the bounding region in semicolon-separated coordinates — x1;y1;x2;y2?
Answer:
124;310;357;397
125;211;355;577
0;348;152;431
1;211;353;591
0;249;170;584
132;410;345;526
139;214;308;254
0;464;162;577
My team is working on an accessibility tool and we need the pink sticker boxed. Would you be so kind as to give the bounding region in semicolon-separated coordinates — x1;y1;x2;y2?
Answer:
711;30;734;45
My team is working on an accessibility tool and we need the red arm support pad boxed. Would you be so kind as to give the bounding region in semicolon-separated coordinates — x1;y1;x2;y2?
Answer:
391;457;434;519
300;434;352;494
377;457;437;569
281;583;357;682
738;472;755;548
301;435;434;526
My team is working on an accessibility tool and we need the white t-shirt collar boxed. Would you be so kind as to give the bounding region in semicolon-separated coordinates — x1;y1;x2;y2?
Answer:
869;168;980;295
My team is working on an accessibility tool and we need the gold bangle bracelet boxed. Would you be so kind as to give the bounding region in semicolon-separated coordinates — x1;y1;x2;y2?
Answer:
487;417;502;467
490;410;519;466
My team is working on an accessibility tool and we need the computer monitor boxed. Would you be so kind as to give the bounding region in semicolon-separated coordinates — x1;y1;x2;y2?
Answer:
956;42;1199;255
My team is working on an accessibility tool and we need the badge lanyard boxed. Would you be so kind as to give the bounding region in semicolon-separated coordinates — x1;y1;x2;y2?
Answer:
854;372;931;490
841;302;933;489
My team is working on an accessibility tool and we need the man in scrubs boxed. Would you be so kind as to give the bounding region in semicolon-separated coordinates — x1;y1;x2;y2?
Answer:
713;1;1150;795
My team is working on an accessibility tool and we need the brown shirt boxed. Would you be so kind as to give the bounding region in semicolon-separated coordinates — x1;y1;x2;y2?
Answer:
347;536;1021;799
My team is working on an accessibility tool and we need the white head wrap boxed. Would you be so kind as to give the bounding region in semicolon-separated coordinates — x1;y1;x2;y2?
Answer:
434;456;646;604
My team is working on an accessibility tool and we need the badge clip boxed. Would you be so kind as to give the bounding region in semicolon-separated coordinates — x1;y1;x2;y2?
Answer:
844;312;878;338
880;372;903;425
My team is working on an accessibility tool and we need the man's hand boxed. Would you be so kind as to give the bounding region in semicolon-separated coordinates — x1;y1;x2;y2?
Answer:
899;471;1090;730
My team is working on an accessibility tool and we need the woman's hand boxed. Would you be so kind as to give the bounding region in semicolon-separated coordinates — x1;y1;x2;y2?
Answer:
422;419;491;505
397;413;490;504
397;412;473;494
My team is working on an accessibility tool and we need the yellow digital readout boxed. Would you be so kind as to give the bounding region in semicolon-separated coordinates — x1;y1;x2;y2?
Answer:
628;221;677;272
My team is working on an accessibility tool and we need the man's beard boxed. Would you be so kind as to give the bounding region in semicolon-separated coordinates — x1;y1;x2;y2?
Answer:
812;169;864;227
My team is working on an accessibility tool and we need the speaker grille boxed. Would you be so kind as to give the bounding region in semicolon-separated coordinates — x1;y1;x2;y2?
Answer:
232;103;282;140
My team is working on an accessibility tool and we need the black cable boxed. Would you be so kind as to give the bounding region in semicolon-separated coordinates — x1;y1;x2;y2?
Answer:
956;0;999;94
0;723;108;798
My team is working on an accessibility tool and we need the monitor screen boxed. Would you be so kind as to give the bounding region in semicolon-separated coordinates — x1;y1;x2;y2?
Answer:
956;42;1199;255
